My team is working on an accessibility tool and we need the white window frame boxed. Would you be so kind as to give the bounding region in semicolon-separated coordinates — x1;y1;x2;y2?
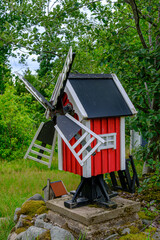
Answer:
97;133;117;152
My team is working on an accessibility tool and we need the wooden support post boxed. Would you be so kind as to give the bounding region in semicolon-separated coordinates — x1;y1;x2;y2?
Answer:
46;179;50;201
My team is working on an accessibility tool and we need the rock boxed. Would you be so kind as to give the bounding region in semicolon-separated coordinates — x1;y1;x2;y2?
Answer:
44;222;53;230
14;208;21;223
121;228;130;235
35;218;53;230
36;213;46;220
27;194;44;202
50;226;74;240
16;215;27;229
142;161;152;175
142;219;152;225
104;233;119;240
152;231;160;239
16;226;47;240
16;232;25;240
46;211;66;227
7;232;17;240
34;219;45;228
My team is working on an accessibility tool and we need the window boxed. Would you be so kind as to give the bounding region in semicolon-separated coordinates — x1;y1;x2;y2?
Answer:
97;133;116;152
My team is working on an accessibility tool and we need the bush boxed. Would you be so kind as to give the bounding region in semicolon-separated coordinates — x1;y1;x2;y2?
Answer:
0;84;35;160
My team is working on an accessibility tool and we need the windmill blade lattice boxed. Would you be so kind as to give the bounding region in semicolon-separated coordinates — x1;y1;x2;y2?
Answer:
15;72;53;111
16;47;76;167
55;114;105;167
16;46;105;168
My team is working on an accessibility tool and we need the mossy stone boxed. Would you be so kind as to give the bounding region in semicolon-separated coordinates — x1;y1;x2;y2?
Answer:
138;211;152;220
21;219;33;228
24;215;32;221
17;200;46;217
15;227;28;234
38;230;51;240
130;226;139;234
119;232;153;240
36;205;48;215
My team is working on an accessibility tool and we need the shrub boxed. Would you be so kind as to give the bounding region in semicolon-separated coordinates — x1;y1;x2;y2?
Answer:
0;84;35;160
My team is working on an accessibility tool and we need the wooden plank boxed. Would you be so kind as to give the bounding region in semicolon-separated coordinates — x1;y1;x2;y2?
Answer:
66;114;105;143
33;144;52;153
48;131;57;168
115;117;121;171
108;118;116;172
24;122;44;159
82;141;102;164
66;81;88;119
30;150;50;159
77;137;94;156
72;132;88;149
27;155;49;166
120;117;125;170
55;125;83;166
82;120;92;178
101;118;108;174
46;179;50;201
93;118;101;175
112;74;137;115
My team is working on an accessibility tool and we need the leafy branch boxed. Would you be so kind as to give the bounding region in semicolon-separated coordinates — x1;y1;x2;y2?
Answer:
124;0;148;49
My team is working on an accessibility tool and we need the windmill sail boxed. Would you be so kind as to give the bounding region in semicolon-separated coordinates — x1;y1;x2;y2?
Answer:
16;47;105;169
24;121;57;168
50;46;75;106
15;72;53;111
55;114;105;167
45;46;75;118
16;47;76;168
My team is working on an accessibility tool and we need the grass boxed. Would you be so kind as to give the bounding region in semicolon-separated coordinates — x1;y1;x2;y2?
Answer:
0;155;80;240
0;152;148;240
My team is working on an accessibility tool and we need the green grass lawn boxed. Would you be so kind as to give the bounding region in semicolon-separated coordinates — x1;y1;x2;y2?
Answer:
0;155;80;239
0;152;144;240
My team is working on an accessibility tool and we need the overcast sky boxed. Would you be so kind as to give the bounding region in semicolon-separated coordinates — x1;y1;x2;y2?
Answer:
10;55;39;74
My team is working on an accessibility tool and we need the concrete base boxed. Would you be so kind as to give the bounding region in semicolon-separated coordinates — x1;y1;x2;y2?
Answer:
46;196;140;226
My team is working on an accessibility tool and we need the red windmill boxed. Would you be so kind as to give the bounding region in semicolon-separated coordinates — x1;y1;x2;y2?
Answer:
16;47;139;209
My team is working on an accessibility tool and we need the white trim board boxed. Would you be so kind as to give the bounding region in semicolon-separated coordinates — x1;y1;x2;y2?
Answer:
82;120;92;178
65;114;105;143
120;117;125;170
65;81;88;120
112;74;137;115
58;132;63;171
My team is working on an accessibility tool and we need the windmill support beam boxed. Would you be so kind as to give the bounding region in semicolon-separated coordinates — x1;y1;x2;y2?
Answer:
64;174;118;209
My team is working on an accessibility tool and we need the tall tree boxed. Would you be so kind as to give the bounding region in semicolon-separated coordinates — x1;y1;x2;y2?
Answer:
85;0;160;167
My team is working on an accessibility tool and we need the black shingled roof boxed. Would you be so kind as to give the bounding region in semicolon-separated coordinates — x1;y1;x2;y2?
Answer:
68;74;132;118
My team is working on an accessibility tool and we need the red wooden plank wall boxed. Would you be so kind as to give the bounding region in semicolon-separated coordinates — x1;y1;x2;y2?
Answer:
90;117;120;176
62;93;82;175
61;93;120;177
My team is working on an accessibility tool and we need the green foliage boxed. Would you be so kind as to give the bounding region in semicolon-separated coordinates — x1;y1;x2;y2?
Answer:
84;0;160;173
137;176;160;206
0;0;159;176
0;84;35;160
